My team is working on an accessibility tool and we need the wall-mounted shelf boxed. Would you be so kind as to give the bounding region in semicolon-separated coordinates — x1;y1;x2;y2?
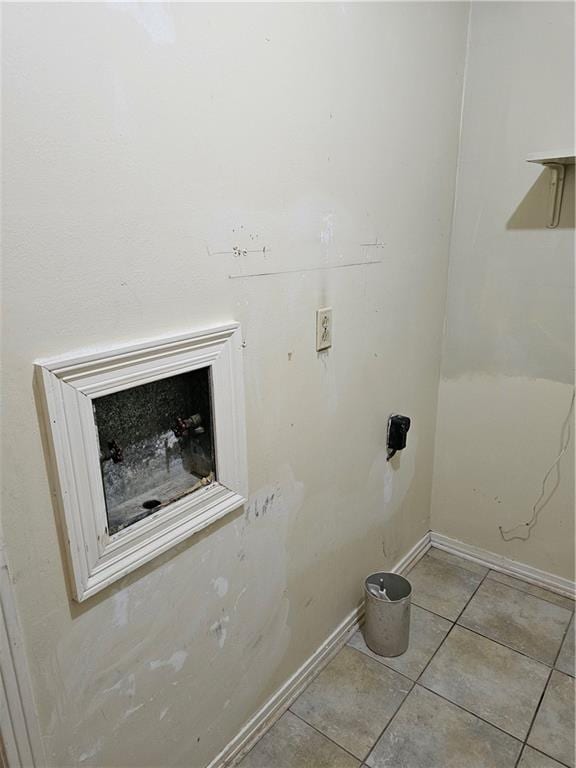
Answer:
526;150;575;228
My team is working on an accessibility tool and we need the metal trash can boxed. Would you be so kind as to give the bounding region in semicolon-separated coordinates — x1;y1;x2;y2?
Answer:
364;572;411;657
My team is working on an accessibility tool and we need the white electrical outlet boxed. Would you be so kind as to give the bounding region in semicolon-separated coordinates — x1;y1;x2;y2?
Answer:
316;307;332;351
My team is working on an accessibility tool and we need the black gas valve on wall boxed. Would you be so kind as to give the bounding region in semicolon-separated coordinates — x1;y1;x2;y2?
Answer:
387;414;411;461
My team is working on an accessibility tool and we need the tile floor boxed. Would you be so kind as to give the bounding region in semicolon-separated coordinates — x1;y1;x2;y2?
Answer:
239;548;575;768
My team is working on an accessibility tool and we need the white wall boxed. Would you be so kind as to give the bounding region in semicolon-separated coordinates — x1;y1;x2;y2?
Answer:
1;4;468;766
431;2;575;579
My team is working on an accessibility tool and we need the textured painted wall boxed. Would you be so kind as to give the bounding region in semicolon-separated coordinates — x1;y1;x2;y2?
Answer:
2;3;468;765
431;2;575;579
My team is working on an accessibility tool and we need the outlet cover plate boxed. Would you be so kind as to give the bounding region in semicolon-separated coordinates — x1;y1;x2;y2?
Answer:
316;307;332;351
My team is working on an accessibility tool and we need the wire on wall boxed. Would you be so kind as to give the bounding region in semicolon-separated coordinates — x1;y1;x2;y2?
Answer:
499;388;575;542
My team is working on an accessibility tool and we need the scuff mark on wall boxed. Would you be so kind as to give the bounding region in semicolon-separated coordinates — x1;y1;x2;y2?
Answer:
320;213;335;246
210;616;230;649
98;673;136;709
112;591;129;627
121;702;145;722
77;739;102;764
149;651;188;673
212;576;229;597
383;461;394;505
233;586;247;611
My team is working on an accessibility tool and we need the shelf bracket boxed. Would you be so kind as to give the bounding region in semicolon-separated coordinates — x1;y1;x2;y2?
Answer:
526;151;574;228
542;162;566;229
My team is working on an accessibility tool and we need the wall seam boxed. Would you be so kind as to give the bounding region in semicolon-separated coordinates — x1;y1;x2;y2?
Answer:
428;0;473;530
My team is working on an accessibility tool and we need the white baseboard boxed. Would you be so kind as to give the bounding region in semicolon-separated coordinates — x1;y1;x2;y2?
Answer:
394;530;431;574
208;530;431;768
430;532;576;599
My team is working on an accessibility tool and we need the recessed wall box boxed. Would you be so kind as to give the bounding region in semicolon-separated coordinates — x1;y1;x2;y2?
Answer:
35;323;247;601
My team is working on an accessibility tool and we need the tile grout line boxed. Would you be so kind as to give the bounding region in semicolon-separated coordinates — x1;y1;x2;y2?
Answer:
427;550;491;580
345;606;450;679
411;600;468;623
551;613;573;668
412;557;569;768
428;547;575;612
524;744;573;768
359;677;415;766
453;567;490;621
484;570;575;613
384;553;571;766
413;597;562;670
455;619;562;670
412;580;570;672
356;560;491;766
288;645;416;766
287;709;365;765
342;648;416;768
513;742;527;768
343;644;416;688
520;665;553;753
414;681;526;746
457;561;574;669
414;565;490;685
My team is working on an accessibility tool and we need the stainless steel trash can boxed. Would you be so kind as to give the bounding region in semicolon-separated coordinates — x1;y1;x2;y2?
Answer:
364;572;411;657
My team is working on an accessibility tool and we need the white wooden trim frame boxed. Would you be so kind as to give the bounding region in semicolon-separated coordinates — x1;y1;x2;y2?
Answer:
1;541;46;767
35;323;247;602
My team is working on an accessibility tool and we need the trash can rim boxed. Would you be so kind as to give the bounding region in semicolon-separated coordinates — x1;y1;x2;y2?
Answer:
364;571;412;601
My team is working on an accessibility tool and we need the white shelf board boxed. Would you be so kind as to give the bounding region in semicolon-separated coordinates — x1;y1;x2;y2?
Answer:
526;151;575;165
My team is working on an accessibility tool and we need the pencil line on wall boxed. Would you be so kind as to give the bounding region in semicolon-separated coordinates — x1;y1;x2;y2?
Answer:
228;260;382;280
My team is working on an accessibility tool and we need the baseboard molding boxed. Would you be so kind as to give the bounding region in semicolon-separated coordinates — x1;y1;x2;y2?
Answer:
208;530;431;768
430;532;576;599
394;530;432;575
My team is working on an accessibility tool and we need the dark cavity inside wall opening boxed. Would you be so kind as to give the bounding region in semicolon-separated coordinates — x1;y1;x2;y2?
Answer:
93;368;216;535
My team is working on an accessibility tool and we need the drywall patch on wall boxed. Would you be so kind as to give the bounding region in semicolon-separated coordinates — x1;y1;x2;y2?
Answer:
113;590;129;627
212;577;229;598
368;451;396;556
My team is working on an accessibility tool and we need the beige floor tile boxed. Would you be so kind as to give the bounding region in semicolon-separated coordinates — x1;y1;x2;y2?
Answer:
518;746;566;768
290;645;411;759
427;547;489;577
528;670;575;768
555;615;575;677
458;578;572;664
238;711;360;768
348;605;451;680
366;685;522;768
407;553;484;620
420;625;549;740
486;571;575;612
